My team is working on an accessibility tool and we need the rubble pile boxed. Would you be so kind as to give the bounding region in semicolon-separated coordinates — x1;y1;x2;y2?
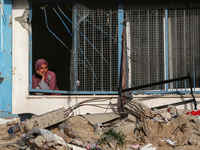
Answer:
0;99;200;150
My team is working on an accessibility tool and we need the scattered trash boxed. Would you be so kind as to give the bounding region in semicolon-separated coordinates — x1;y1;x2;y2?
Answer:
0;104;200;149
186;110;200;116
141;143;156;150
131;144;140;149
166;139;176;146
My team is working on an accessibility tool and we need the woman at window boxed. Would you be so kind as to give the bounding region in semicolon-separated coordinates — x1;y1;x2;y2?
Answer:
32;59;60;95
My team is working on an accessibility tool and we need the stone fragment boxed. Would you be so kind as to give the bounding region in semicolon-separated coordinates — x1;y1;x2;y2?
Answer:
55;130;71;143
160;112;171;120
34;135;46;147
188;135;200;145
64;127;76;139
115;124;136;136
55;145;68;150
157;140;167;147
58;122;71;130
70;139;84;147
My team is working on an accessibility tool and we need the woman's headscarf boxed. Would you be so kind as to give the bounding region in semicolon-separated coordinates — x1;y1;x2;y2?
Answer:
35;59;48;71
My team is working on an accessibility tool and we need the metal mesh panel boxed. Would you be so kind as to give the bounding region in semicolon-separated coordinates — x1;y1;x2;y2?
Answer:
125;7;200;93
70;3;118;92
125;9;165;91
168;9;200;91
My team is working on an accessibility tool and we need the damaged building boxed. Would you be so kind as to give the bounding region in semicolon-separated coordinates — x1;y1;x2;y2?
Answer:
0;0;200;117
1;0;200;149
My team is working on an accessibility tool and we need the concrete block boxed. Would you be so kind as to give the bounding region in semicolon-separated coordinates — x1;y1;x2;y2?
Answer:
20;107;67;132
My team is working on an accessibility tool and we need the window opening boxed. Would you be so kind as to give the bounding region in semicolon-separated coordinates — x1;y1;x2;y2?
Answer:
30;2;119;94
30;1;200;95
31;3;72;93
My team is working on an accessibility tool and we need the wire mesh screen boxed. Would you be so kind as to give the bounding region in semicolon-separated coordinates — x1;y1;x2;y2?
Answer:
70;3;118;92
168;9;200;92
124;9;165;91
125;8;200;93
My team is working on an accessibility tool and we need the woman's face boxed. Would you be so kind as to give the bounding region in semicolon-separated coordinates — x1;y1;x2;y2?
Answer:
39;64;48;76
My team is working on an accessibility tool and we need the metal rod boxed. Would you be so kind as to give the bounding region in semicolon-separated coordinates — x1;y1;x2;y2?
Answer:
122;75;189;92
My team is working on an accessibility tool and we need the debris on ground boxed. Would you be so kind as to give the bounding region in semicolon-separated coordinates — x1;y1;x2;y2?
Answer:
0;99;200;149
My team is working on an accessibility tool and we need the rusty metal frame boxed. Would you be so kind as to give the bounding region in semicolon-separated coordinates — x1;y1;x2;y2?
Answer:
121;73;197;110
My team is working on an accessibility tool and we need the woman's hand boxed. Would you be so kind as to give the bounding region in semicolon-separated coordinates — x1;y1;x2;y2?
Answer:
36;70;45;80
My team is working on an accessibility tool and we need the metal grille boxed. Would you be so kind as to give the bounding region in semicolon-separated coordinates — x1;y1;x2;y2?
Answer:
70;3;118;92
125;8;200;93
168;9;200;92
125;9;165;91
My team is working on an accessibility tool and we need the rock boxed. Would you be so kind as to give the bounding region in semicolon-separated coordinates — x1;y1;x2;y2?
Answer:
55;145;68;150
58;122;71;130
115;124;135;136
188;135;200;145
55;130;71;143
157;140;167;147
64;127;76;139
34;135;46;147
193;116;200;124
160;112;171;120
70;139;83;146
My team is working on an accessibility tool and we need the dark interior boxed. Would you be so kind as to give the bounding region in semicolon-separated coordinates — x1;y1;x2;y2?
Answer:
32;3;72;90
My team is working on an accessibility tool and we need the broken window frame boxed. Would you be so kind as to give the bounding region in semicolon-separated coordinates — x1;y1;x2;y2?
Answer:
28;1;200;95
28;1;123;95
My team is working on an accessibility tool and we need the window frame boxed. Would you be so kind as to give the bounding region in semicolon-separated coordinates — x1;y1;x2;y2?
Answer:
28;1;123;95
29;1;200;95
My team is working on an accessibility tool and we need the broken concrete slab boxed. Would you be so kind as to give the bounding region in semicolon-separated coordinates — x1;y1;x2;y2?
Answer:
127;114;137;122
81;113;120;125
20;107;67;132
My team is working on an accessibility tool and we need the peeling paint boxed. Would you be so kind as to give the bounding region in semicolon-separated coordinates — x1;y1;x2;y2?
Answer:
9;15;12;28
15;8;30;32
12;67;16;75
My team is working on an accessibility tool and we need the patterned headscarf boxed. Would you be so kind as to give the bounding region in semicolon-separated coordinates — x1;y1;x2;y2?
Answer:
34;59;48;71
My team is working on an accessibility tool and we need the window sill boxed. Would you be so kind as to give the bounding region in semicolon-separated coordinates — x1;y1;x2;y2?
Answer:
27;95;119;99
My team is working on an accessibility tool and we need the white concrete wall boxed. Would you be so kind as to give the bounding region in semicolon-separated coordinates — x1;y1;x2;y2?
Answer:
12;0;30;114
11;0;200;116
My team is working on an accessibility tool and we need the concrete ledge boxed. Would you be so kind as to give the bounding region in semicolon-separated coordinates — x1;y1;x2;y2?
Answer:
27;94;200;99
27;95;119;99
